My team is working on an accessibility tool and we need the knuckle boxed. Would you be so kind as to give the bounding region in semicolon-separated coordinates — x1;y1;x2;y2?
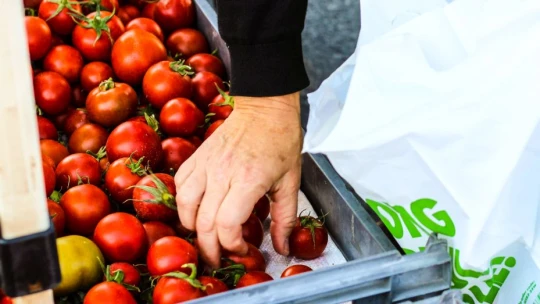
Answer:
196;213;215;232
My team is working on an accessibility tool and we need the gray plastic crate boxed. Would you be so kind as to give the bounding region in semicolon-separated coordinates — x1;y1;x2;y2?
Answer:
191;1;457;303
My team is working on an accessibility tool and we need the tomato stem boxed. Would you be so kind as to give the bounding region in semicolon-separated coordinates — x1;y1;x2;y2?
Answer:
129;174;178;211
211;84;234;108
46;0;82;21
86;146;107;161
162;265;206;290
126;154;149;177
169;60;194;76
70;5;116;45
49;190;63;202
98;78;115;91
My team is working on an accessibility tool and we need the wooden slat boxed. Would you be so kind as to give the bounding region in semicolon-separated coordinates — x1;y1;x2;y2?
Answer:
0;0;54;303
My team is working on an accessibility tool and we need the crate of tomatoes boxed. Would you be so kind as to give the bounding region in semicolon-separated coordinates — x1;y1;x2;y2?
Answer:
0;0;457;303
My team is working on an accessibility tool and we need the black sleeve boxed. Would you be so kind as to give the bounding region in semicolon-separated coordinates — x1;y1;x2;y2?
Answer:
216;0;310;97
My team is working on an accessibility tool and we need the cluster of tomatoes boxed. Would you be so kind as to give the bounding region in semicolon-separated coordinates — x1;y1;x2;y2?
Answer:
8;0;331;303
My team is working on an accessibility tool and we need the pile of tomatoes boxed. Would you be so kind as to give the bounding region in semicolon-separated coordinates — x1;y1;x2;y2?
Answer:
8;0;331;303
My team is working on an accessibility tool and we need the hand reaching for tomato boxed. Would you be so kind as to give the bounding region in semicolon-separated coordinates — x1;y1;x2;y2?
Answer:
175;92;302;268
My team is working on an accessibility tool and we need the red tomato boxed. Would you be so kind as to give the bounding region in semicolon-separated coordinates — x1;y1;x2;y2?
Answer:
147;236;198;276
171;220;195;239
94;212;148;263
80;62;114;92
186;53;225;78
159;98;204;137
99;156;110;172
43;45;84;84
47;199;65;236
161;137;196;173
55;153;101;190
132;173;177;222
68;124;109;154
242;213;264;248
204;120;224;140
34;71;71;116
154;0;194;33
37;116;58;140
38;0;82;36
192;71;225;108
106;121;163;170
50;34;65;48
24;0;42;9
25;16;52;61
42;154;56;169
166;28;208;59
60;184;111;236
108;262;141;286
83;282;136;304
153;276;204;304
236;272;273;288
100;0;120;11
198;276;228;295
104;157;147;204
117;5;140;25
43;160;56;197
126;17;163;41
289;216;329;260
142;61;192;109
141;3;156;19
72;11;125;61
222;243;266;272
253;195;271;221
0;296;12;304
86;79;138;127
50;106;74;131
111;28;167;85
64;109;89;136
40;139;69;167
280;265;313;278
71;84;88;108
187;136;202;148
208;90;234;121
143;221;176;246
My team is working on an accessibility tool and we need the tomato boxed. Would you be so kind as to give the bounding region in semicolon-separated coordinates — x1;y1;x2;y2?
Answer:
72;11;125;61
208;89;234;121
171;220;195;239
166;28;208;59
186;53;225;77
50;106;74;131
37;116;58;140
50;34;66;48
42;154;56;169
153;276;204;304
104;156;147;204
204;120;224;140
141;3;156;19
143;221;176;246
60;184;111;236
236;272;273;288
43;161;56;197
83;282;136;304
107;262;141;286
222;243;266;272
80;62;114;92
117;5;140;25
48;198;65;236
38;0;82;36
147;236;198;276
111;28;167;85
87;79;138;127
198;276;228;295
89;0;119;12
187;136;202;148
64;108;89;136
94;213;147;263
71;84;88;108
43;45;84;84
55;153;101;190
280;265;313;278
68;125;108;155
242;213;264;248
54;235;104;296
106;121;163;169
161;137;196;173
0;296;11;304
159;98;204;137
24;0;42;9
34;71;71;116
154;0;194;33
192;72;225;108
132;173;177;221
40;139;69;167
126;17;164;41
142;60;192;109
289;216;329;260
253;195;271;221
25;16;52;61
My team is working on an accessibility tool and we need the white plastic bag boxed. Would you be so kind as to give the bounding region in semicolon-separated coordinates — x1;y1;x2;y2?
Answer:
304;0;540;303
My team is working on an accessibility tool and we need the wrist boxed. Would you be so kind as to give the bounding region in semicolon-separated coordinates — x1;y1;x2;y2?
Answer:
233;93;301;117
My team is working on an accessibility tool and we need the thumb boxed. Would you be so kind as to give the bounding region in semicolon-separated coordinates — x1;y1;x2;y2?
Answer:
269;173;299;256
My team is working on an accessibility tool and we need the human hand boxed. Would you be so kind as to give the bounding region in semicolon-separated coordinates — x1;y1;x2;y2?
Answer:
175;92;302;268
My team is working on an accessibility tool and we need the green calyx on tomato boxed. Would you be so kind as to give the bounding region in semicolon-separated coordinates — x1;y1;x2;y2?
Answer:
169;60;194;76
144;112;162;137
71;6;116;45
159;264;206;291
87;146;107;162
99;259;141;292
212;83;235;108
50;190;63;202
298;210;328;248
130;174;177;211
25;8;37;16
98;77;115;91
212;259;246;288
44;0;81;21
125;154;148;177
